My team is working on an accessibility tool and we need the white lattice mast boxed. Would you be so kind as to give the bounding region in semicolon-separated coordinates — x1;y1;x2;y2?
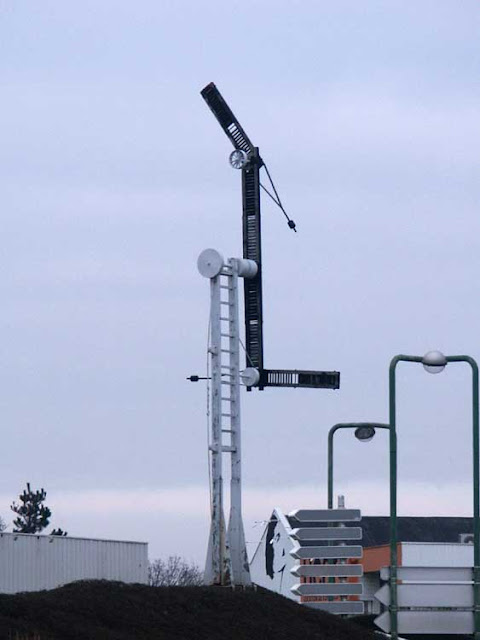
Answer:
198;249;258;587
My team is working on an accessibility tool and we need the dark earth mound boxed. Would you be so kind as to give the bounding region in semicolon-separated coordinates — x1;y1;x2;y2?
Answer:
0;580;376;640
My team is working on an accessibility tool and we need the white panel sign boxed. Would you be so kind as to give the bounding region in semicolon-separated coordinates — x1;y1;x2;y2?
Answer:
291;527;362;541
375;583;473;608
289;509;361;523
292;582;363;596
380;565;473;583
306;601;364;615
291;564;363;578
375;610;474;634
290;544;362;560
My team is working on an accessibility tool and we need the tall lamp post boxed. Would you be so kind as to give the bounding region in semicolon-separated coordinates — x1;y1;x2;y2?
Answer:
327;422;391;510
389;351;480;640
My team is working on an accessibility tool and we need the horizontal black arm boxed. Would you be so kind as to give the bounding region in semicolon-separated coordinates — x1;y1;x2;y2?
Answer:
260;369;340;390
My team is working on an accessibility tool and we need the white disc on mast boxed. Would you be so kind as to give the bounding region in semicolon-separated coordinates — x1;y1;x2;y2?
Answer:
197;249;224;278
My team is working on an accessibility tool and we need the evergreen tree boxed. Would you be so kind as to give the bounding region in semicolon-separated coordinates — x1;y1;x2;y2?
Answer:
11;483;52;533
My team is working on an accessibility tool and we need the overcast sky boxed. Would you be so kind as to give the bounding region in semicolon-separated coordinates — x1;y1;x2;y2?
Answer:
2;1;480;564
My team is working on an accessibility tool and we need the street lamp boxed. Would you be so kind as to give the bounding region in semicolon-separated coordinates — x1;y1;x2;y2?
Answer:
389;351;480;640
354;425;376;442
327;422;391;510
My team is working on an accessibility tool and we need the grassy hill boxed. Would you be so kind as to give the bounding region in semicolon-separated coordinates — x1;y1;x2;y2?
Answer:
0;581;376;640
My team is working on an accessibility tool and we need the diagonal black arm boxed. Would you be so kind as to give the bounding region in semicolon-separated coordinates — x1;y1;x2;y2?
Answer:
201;82;255;153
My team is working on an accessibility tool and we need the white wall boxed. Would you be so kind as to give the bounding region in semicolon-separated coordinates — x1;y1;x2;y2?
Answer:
0;532;148;593
401;542;473;567
362;572;381;614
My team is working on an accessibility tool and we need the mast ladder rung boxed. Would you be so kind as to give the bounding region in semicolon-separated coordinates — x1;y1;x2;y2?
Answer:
221;349;233;354
221;429;233;433
220;332;233;338
221;446;236;453
220;285;232;290
221;413;231;417
221;396;231;401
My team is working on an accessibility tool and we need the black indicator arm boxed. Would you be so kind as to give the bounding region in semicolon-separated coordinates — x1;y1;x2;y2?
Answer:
260;369;340;390
201;82;255;153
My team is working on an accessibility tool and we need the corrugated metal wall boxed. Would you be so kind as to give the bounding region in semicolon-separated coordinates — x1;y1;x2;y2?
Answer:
0;532;148;593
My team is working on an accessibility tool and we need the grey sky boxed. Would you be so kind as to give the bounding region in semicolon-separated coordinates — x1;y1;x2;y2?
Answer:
1;1;480;563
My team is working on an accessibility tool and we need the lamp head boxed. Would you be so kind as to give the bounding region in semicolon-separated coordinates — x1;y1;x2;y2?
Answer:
354;425;376;443
422;350;447;374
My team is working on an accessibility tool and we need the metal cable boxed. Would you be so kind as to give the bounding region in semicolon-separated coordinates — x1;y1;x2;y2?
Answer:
261;162;297;231
238;336;255;367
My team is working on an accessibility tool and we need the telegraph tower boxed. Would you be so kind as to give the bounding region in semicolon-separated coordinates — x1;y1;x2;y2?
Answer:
197;83;340;586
